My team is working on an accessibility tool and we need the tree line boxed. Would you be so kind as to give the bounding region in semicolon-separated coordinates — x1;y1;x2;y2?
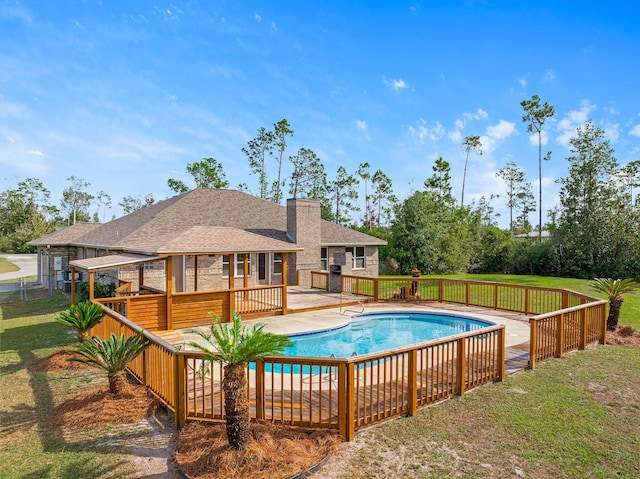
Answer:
2;96;639;279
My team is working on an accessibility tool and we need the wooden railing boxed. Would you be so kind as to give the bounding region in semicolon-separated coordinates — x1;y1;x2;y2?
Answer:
529;300;607;368
234;285;283;316
310;271;329;290
90;307;177;411
177;325;505;440
90;277;606;440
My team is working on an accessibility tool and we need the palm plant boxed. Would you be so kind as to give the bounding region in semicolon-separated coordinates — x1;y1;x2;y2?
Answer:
70;331;151;396
55;301;105;342
188;312;292;450
590;278;639;331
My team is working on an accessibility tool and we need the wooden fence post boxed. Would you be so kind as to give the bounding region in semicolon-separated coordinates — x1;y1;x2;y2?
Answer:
465;282;470;306
529;318;537;369
497;327;505;381
174;352;186;429
255;360;265;421
494;283;499;310
456;339;466;396
599;303;607;345
556;313;565;358
438;279;444;302
373;278;379;301
525;288;531;314
407;349;418;416
338;363;355;441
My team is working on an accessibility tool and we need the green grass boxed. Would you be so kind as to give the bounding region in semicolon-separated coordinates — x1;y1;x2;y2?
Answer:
340;346;640;479
0;256;20;274
0;289;138;479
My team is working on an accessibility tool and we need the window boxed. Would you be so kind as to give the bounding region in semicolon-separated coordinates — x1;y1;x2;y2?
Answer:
320;247;328;271
345;246;366;269
223;254;252;277
273;253;282;275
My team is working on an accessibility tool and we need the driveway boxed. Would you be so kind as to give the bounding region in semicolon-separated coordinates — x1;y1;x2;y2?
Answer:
0;254;38;282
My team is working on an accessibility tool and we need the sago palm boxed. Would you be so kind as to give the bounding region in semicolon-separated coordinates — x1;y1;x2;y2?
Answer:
55;301;105;342
188;312;292;450
590;277;639;331
70;331;151;396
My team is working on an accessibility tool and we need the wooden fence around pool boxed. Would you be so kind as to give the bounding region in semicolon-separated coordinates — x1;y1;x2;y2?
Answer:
90;277;607;440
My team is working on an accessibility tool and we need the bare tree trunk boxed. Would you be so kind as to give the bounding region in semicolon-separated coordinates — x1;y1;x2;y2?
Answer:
607;297;624;331
223;363;250;450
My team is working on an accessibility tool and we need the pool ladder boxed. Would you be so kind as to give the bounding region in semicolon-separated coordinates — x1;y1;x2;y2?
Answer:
340;290;365;314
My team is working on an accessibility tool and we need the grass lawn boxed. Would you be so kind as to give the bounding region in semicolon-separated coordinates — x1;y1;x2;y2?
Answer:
338;344;640;479
0;256;20;274
0;289;141;478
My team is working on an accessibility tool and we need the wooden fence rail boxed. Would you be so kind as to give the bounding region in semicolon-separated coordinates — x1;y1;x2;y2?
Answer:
90;277;606;440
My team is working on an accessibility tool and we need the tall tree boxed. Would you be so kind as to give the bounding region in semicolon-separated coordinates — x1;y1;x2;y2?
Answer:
0;178;55;252
119;193;155;214
554;121;625;277
188;313;292;450
521;94;555;241
461;136;482;206
242;127;275;200
514;181;536;233
371;169;397;227
424;157;454;205
271;119;294;204
61;176;93;225
288;147;326;199
618;160;640;206
95;191;112;223
327;166;359;225
496;161;531;231
168;157;229;193
357;162;373;229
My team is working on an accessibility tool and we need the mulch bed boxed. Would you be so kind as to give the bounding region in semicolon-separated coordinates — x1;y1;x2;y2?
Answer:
28;349;90;372
607;325;640;347
52;383;160;428
176;421;342;479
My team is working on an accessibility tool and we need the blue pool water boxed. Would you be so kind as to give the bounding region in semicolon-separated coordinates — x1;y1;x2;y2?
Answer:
283;311;493;359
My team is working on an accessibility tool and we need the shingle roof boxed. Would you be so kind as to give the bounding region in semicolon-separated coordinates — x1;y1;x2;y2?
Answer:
29;223;101;246
38;189;385;254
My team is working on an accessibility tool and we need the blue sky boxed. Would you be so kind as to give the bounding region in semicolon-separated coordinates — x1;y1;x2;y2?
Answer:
2;0;639;227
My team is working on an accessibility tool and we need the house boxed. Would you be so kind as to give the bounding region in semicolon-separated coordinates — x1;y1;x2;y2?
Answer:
30;188;386;296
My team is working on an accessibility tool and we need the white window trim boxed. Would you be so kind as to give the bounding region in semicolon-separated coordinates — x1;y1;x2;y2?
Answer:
222;254;252;278
347;246;366;270
320;247;328;272
273;253;282;275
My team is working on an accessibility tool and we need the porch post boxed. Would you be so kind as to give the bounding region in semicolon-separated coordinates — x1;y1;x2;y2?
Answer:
166;257;173;330
243;254;249;298
282;253;288;315
228;254;235;321
194;255;198;292
89;271;95;302
71;266;77;304
138;262;144;291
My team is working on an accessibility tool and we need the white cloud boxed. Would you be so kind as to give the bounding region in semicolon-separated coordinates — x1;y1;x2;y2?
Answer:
408;119;445;144
271;21;278;31
254;13;262;22
555;100;597;147
601;120;620;143
487;120;515;140
356;120;367;130
26;149;44;156
384;77;408;92
543;69;556;82
518;77;527;88
7;135;15;143
529;130;550;147
629;124;640;137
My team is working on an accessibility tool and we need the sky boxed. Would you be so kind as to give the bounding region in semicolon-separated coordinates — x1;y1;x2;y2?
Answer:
1;0;640;227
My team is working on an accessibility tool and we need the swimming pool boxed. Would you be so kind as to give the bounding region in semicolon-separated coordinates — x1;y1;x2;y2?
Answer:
283;311;494;358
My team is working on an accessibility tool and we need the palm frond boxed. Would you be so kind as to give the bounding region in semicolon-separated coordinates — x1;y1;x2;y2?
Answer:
590;277;639;299
70;331;151;373
187;312;292;366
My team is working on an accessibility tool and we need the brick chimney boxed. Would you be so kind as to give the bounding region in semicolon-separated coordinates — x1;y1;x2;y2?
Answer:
286;198;321;287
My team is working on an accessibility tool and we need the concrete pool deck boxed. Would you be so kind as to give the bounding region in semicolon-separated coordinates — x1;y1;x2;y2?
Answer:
175;301;531;351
